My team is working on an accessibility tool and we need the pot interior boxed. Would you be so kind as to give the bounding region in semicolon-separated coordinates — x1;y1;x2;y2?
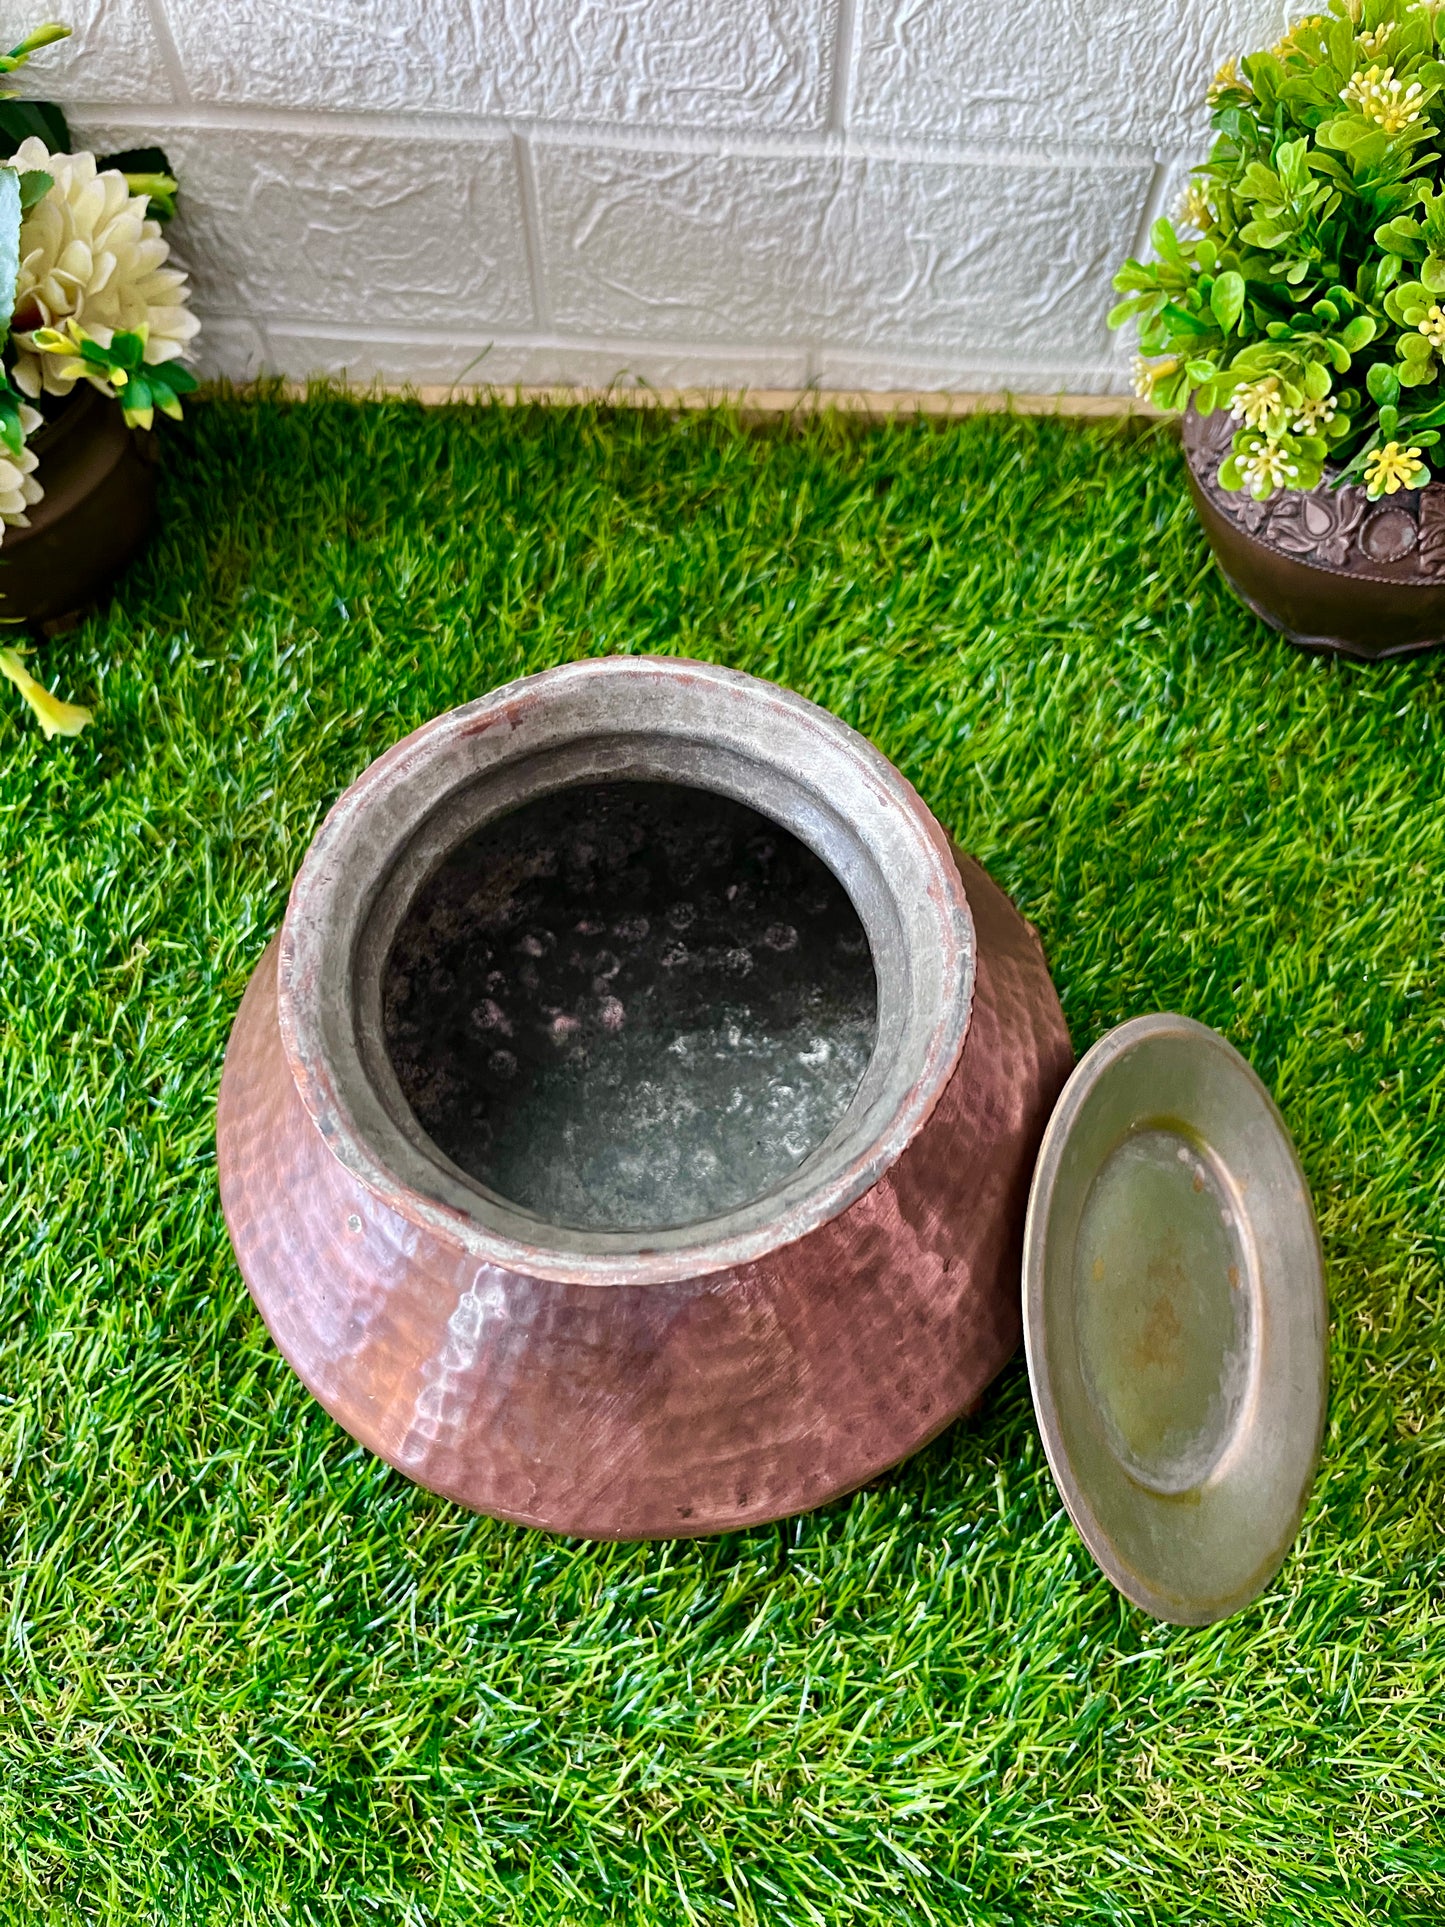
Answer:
381;780;878;1232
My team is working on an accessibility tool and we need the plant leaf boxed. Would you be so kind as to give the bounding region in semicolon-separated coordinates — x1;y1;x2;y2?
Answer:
0;96;68;160
0;165;19;360
1211;270;1246;332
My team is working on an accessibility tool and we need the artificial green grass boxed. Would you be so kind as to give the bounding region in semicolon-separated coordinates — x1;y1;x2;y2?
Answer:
2;392;1444;1925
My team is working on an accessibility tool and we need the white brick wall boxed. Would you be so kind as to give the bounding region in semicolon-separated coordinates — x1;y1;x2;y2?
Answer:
7;0;1287;393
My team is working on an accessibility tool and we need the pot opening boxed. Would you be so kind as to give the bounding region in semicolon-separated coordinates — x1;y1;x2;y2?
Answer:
381;780;879;1233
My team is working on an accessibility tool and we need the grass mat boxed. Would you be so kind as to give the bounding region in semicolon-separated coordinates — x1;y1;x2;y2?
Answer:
2;394;1442;1924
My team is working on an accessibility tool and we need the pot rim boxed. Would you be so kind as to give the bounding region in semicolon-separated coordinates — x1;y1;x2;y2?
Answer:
276;657;977;1286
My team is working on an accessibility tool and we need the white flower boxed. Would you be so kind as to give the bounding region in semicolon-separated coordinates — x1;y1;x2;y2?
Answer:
1237;436;1300;495
0;402;44;537
6;136;199;402
1229;376;1287;433
1291;394;1337;434
1357;23;1393;54
1131;354;1178;399
1340;64;1425;133
1419;302;1445;350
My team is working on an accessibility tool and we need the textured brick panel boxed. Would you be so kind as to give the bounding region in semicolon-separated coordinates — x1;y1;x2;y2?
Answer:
815;350;1133;397
7;0;172;103
538;145;1151;359
191;315;267;383
115;126;535;331
851;0;1282;150
264;329;810;391
163;0;836;129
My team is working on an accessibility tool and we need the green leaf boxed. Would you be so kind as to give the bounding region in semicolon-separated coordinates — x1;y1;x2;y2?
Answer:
96;145;178;220
0;375;24;458
1150;217;1185;264
1304;361;1332;401
1159;301;1215;336
1369;362;1402;404
1107;293;1157;329
0;96;68;160
1210;270;1245;333
15;166;48;211
0;165;19;360
1340;315;1377;351
1376;216;1428;257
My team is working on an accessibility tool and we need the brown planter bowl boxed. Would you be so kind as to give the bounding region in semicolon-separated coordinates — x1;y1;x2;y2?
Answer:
0;384;156;628
1183;400;1445;660
217;659;1073;1540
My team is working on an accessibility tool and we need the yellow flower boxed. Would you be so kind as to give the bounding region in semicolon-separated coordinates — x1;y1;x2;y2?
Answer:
1207;58;1247;105
1357;22;1393;55
1419;303;1445;350
1341;64;1426;133
1364;440;1429;494
1274;14;1328;58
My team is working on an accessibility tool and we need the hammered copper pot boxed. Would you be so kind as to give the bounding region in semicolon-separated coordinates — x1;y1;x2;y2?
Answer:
1184;402;1445;659
217;658;1073;1540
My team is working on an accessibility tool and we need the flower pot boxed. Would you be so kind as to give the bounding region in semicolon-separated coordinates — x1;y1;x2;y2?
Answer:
216;658;1074;1540
0;384;156;629
1183;401;1445;660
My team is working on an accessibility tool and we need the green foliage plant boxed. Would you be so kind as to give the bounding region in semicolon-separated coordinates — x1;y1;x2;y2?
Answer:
1112;0;1445;503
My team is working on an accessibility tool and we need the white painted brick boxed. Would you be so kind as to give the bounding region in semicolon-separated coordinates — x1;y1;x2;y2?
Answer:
190;314;267;383
264;329;810;392
538;146;1151;362
0;0;172;104
851;0;1284;152
162;0;835;130
79;125;535;332
815;350;1133;396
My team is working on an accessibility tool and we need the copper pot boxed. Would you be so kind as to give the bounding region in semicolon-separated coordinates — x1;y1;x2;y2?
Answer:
1183;401;1445;659
217;659;1072;1539
0;385;156;628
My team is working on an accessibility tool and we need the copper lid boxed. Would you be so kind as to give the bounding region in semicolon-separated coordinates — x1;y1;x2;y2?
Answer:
1023;1015;1327;1625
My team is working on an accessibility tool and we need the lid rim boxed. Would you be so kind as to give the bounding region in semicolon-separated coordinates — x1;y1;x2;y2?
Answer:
1023;1012;1328;1627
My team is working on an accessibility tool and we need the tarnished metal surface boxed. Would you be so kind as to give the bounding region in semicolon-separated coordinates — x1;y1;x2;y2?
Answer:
274;658;981;1281
1023;1015;1327;1624
218;852;1072;1539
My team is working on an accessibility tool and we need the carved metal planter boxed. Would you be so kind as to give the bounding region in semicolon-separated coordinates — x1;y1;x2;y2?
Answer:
1184;402;1445;660
216;658;1073;1540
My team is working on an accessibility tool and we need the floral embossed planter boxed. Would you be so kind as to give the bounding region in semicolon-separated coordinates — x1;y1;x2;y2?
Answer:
1184;403;1445;660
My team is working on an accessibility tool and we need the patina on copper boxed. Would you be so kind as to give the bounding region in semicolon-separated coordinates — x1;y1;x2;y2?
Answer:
217;658;1073;1539
1184;402;1445;659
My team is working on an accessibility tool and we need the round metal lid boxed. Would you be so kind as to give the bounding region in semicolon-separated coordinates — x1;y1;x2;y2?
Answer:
1023;1014;1327;1626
